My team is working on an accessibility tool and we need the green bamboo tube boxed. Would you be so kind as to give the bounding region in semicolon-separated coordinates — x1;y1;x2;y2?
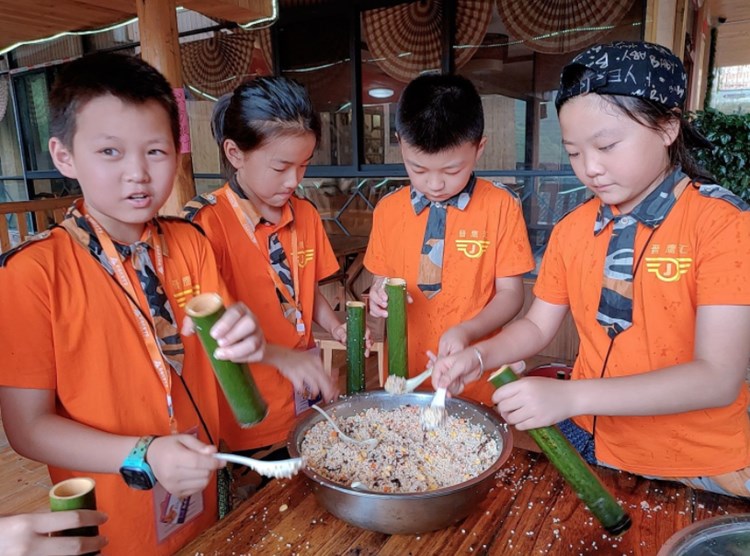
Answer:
346;301;366;394
489;366;631;536
186;293;267;427
385;278;408;378
49;477;98;539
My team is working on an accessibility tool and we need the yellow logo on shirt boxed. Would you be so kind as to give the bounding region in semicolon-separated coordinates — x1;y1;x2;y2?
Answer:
298;249;314;267
455;239;489;259
172;276;201;307
644;257;692;282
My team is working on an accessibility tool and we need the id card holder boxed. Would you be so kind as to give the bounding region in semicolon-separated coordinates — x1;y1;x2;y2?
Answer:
294;346;323;415
153;427;205;543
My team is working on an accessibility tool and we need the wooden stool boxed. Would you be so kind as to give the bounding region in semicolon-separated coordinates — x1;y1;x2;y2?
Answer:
312;310;385;383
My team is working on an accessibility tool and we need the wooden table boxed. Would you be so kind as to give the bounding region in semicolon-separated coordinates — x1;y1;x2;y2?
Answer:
327;234;369;301
179;448;750;555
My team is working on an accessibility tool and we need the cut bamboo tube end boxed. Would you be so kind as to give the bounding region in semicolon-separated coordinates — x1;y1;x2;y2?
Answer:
185;292;224;317
346;301;366;308
385;277;406;287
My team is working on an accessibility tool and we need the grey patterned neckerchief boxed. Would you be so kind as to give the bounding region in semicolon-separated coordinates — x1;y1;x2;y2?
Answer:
594;167;687;338
60;203;184;374
229;175;297;316
411;174;476;299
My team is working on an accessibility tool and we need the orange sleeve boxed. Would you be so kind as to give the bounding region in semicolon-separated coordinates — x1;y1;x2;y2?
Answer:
494;193;535;278
533;224;570;305
695;207;750;305
0;245;56;389
363;200;393;277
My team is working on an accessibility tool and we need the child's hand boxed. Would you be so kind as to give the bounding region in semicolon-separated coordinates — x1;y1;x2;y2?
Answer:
431;348;483;395
269;345;338;402
0;510;108;556
368;278;413;318
146;434;224;499
491;377;574;430
437;325;471;358
368;281;389;318
192;302;265;363
331;322;373;357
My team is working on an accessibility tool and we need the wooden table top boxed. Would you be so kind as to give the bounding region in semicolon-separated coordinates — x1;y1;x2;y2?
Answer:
179;448;750;555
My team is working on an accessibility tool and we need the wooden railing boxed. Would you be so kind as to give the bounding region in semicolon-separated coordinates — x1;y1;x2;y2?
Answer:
0;196;79;252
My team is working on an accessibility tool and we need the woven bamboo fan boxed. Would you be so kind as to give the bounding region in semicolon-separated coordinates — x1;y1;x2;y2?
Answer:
496;0;635;54
181;29;259;98
362;0;493;83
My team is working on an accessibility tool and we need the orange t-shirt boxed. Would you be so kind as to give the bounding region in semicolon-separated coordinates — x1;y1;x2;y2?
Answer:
364;178;535;405
535;183;750;476
0;220;226;555
186;184;339;449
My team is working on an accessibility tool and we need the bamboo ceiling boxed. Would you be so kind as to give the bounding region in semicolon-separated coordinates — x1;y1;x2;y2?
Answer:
0;0;274;53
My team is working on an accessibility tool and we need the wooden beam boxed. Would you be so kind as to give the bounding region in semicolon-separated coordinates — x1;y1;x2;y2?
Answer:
136;0;196;216
183;0;274;25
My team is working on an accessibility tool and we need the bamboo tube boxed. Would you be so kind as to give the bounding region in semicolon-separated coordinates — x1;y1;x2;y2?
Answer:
186;293;267;427
385;278;408;378
346;301;366;394
489;366;631;535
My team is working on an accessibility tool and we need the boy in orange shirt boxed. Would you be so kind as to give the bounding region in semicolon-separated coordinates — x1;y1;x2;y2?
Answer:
365;74;535;404
435;42;750;497
0;53;265;554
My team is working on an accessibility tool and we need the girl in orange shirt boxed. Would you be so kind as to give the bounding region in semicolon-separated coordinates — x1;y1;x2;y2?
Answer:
433;41;750;497
184;77;370;474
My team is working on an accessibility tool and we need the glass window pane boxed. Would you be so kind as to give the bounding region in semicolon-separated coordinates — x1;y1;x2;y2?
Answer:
31;177;80;198
0;78;24;179
14;68;58;172
279;13;351;166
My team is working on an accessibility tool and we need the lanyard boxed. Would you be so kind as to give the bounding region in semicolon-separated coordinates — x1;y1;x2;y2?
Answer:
225;188;305;336
87;217;178;433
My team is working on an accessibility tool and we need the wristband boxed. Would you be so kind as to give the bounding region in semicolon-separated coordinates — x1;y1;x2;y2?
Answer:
119;435;158;490
473;347;485;374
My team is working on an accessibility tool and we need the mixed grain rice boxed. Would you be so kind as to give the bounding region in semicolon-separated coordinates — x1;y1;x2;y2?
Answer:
300;405;500;493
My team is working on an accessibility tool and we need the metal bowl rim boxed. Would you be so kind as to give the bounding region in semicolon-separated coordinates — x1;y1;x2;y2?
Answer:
287;390;513;499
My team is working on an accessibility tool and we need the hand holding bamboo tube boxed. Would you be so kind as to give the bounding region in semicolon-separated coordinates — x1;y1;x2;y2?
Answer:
489;366;631;535
384;278;409;378
186;293;268;427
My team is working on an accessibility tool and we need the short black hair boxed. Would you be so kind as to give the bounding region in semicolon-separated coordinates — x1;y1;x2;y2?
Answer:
49;52;180;149
212;76;320;177
395;74;484;153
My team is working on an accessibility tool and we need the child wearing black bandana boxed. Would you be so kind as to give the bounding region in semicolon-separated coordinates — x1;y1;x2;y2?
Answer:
433;41;750;497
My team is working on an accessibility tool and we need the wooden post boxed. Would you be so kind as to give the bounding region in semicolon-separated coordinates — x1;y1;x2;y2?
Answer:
136;0;196;216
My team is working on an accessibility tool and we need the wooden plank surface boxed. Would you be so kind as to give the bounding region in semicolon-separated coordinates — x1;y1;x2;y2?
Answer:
179;449;750;556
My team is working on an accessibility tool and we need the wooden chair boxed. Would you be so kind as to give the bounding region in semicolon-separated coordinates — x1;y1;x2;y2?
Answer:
0;196;80;253
312;309;385;384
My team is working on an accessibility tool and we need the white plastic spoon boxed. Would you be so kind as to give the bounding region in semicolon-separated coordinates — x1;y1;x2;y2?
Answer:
383;368;433;394
213;453;305;479
420;387;447;431
311;404;378;449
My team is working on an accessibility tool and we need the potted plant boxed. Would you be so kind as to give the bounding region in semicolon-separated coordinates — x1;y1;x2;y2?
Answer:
689;110;750;201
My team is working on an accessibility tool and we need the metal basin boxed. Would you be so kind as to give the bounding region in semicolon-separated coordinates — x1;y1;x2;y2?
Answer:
287;391;513;535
